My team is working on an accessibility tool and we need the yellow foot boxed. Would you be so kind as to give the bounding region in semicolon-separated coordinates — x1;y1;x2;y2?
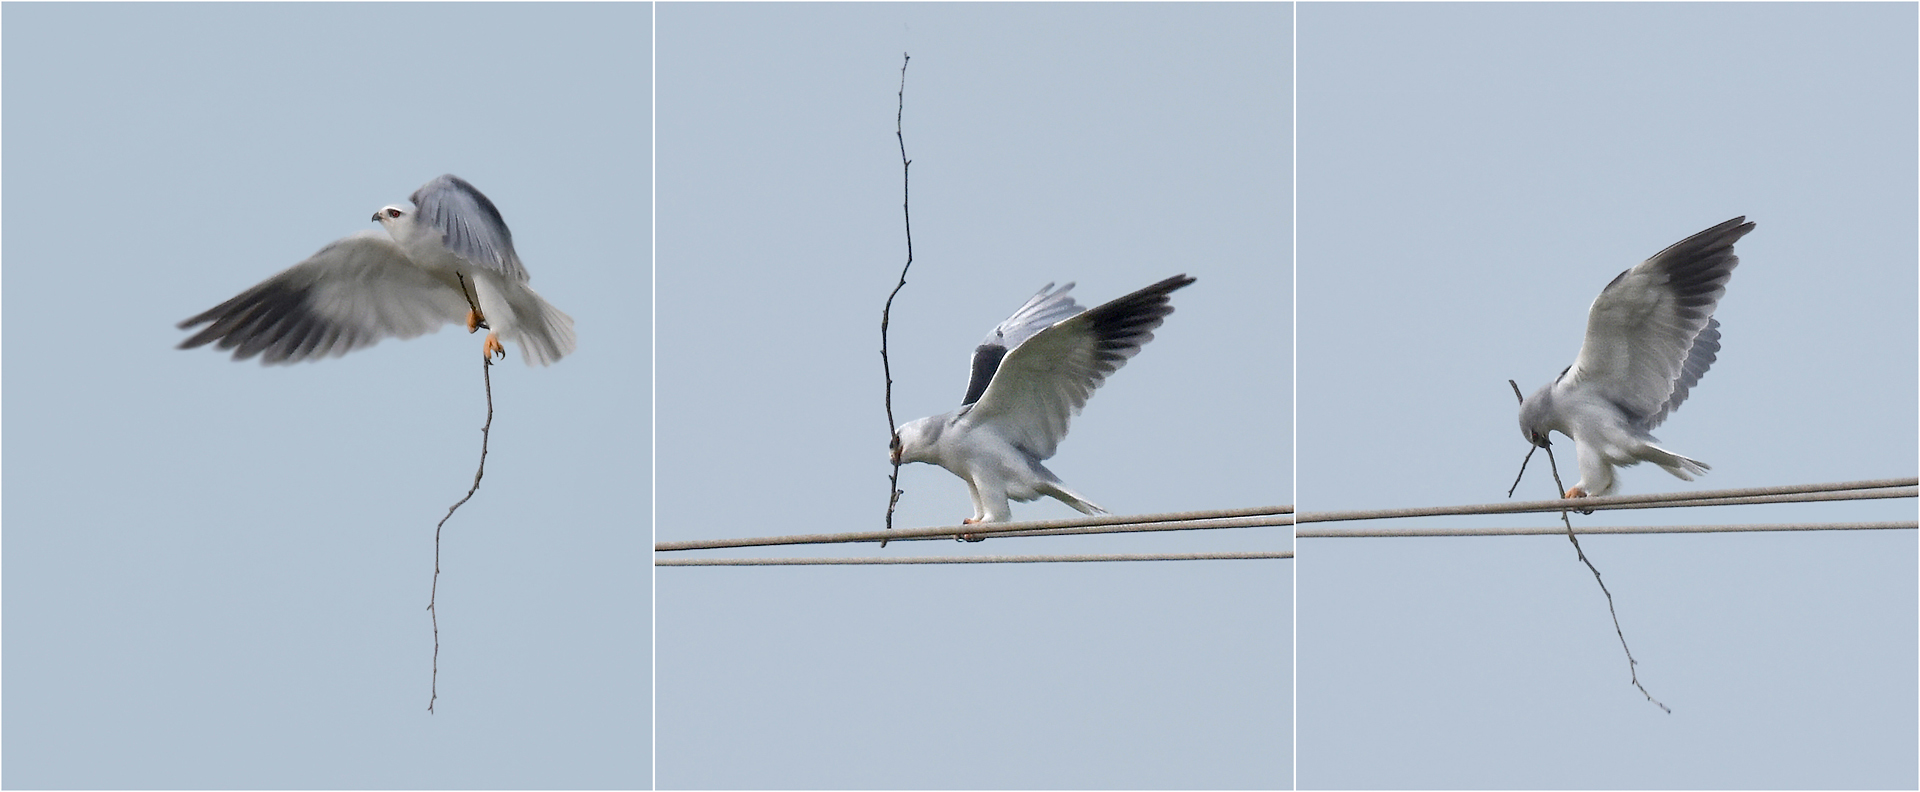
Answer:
466;308;488;333
482;332;506;361
1563;485;1589;499
962;517;978;525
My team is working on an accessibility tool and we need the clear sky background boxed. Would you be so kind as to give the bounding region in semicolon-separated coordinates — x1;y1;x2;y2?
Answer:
654;4;1289;789
3;4;648;788
1297;3;1916;790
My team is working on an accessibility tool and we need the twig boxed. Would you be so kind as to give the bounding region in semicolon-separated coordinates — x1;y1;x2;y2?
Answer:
427;353;494;714
1541;442;1670;713
880;52;913;549
1506;380;1536;497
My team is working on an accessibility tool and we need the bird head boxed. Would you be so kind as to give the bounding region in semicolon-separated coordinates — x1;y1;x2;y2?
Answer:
372;205;408;227
1514;380;1555;448
891;417;939;466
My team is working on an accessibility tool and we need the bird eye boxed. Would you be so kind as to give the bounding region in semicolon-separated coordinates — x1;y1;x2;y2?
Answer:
385;208;402;218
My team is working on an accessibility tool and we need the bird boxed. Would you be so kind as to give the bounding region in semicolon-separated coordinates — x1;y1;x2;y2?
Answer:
890;274;1195;524
178;175;575;366
1516;216;1752;500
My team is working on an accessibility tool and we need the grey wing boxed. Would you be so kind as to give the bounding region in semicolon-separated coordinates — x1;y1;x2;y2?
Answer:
1645;316;1720;430
178;231;472;364
1566;217;1750;426
967;274;1195;459
409;174;529;282
959;282;1085;406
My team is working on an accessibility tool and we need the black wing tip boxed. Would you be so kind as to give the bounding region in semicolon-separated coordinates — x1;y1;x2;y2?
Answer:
1151;273;1197;292
1635;216;1752;289
1673;216;1755;255
1108;273;1197;311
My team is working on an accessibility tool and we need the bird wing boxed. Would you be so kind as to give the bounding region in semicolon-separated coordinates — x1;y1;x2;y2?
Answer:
408;174;529;282
178;231;472;364
959;283;1085;406
1564;217;1750;428
964;275;1195;459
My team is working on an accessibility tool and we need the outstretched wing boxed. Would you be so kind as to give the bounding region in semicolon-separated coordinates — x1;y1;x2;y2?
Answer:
1566;217;1750;429
178;231;472;364
965;274;1195;459
959;282;1085;406
409;174;529;282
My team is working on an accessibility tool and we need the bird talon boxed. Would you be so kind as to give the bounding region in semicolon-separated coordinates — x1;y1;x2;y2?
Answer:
466;309;489;334
1562;486;1597;514
483;332;506;361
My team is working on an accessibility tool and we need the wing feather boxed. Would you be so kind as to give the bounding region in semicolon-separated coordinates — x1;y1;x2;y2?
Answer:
409;174;529;282
960;283;1083;406
965;275;1195;459
1566;217;1750;425
178;231;472;364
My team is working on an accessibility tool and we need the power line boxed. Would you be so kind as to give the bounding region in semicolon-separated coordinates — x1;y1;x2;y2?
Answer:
656;505;1292;552
1296;477;1914;524
1298;521;1914;539
658;551;1292;566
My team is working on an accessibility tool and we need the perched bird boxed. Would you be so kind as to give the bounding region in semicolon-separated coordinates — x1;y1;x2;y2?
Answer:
1516;217;1752;499
891;275;1195;524
178;175;575;366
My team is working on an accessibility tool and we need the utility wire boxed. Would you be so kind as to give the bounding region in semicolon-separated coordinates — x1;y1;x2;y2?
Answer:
656;505;1292;552
1298;521;1915;538
659;551;1292;566
1296;477;1914;524
876;514;1291;545
653;477;1911;567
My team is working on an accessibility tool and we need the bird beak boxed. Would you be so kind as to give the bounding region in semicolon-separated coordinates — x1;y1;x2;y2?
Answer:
370;211;383;223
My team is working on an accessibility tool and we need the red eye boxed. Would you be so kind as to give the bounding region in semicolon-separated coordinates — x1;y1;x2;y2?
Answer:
385;208;402;218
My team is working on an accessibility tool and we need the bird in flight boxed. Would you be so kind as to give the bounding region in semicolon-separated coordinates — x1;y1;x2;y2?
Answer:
891;274;1195;524
179;175;575;366
1516;217;1752;500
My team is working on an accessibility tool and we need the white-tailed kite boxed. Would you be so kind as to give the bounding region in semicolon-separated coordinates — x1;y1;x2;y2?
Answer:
179;175;575;366
1517;217;1752;499
890;275;1195;524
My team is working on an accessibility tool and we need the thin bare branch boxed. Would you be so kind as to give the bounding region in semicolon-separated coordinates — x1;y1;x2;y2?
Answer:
880;52;913;548
427;353;494;714
1507;380;1535;497
1541;443;1669;713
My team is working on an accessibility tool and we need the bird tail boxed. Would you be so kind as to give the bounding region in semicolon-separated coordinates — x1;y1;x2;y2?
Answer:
512;290;577;367
1643;443;1710;481
1042;483;1109;516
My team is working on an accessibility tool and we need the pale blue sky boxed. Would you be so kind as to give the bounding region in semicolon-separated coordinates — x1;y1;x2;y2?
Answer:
6;3;1914;791
654;3;1289;789
1298;3;1916;789
4;4;648;788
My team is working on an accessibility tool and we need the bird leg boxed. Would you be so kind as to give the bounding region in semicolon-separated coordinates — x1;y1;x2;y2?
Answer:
455;273;489;332
483;331;506;361
1562;484;1596;515
956;517;988;543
